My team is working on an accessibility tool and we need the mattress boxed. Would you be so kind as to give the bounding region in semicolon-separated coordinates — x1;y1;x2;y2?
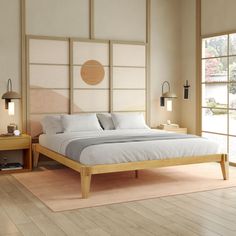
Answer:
39;129;220;165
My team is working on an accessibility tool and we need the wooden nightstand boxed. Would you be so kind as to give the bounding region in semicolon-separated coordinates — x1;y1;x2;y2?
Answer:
0;134;32;174
155;126;187;134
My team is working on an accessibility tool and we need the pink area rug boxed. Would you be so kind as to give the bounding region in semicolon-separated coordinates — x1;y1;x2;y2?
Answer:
13;163;236;212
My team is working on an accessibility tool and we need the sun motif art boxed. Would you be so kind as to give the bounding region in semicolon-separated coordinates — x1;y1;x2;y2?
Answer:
80;60;105;85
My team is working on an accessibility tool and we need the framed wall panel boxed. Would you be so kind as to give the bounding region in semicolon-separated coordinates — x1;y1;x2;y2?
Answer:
72;39;110;113
113;67;145;89
113;90;146;111
73;41;109;65
30;89;69;114
111;42;146;114
29;39;69;64
27;36;70;135
30;65;69;88
26;37;147;136
112;43;146;67
73;90;109;112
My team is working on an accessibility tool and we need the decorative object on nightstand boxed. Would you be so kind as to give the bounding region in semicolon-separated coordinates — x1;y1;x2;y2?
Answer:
0;134;32;174
160;81;177;111
156;122;187;134
2;78;21;134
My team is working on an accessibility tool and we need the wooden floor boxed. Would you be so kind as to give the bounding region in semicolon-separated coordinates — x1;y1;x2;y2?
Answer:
1;174;236;236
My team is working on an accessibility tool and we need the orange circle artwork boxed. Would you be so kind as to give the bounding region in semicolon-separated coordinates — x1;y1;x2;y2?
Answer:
81;60;105;85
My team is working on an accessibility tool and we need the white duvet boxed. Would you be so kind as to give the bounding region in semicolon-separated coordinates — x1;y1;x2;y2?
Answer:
39;129;220;165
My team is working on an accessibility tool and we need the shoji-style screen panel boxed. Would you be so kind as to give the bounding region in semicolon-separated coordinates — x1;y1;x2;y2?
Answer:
113;67;146;89
72;40;110;113
29;39;69;64
28;37;70;136
26;37;147;136
111;42;146;113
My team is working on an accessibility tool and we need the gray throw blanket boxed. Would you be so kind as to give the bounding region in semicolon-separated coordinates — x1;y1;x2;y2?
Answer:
65;133;197;162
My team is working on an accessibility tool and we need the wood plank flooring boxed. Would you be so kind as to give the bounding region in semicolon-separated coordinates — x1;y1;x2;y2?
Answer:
1;173;236;236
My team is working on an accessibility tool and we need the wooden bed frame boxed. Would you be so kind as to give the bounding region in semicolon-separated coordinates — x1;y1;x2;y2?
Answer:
33;144;229;199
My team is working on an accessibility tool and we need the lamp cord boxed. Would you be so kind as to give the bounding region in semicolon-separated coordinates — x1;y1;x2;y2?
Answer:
7;78;12;92
162;81;170;94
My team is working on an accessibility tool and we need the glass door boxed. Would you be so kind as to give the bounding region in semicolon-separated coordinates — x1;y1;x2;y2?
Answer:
201;33;236;164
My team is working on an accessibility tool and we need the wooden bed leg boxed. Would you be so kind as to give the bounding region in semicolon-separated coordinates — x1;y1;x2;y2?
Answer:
135;170;138;178
81;168;92;199
32;144;40;168
220;154;229;180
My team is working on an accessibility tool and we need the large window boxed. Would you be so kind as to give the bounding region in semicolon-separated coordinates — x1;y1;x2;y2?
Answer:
202;33;236;163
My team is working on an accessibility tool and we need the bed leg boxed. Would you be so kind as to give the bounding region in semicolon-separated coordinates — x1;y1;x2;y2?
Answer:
81;168;92;199
135;170;139;178
220;154;229;180
32;144;40;168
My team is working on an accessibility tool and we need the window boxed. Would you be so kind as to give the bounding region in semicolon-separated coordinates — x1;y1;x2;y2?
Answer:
201;33;236;163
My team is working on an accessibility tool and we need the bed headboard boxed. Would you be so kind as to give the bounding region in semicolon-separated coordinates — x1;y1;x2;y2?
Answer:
26;36;147;137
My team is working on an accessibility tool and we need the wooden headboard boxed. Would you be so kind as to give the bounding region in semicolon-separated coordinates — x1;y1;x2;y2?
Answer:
26;35;147;137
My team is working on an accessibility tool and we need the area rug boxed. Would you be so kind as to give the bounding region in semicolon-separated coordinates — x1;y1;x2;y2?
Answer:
13;163;236;212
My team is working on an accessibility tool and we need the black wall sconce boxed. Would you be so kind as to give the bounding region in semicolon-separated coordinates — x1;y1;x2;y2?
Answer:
160;81;177;110
2;78;21;109
183;80;190;99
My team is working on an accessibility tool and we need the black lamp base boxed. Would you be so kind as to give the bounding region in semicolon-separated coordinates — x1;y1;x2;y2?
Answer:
160;97;165;106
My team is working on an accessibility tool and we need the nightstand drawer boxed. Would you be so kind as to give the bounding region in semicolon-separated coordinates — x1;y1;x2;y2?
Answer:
0;137;30;150
154;126;188;134
163;127;187;134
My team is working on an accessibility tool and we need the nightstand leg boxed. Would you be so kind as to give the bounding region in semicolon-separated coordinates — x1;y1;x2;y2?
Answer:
32;144;40;168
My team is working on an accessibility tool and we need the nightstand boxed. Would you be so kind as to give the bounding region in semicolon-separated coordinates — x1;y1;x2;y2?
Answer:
155;126;187;134
0;134;32;174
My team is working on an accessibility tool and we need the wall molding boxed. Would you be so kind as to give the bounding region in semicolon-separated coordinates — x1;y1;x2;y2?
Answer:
196;0;201;135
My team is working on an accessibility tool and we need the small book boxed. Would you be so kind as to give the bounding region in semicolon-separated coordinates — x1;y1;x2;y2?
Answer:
0;163;23;171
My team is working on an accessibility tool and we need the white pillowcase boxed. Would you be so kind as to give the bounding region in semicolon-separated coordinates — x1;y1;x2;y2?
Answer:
41;115;63;134
111;113;150;129
61;114;102;132
97;113;115;130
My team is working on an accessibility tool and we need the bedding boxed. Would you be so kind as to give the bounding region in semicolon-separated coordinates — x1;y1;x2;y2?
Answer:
111;113;149;129
97;113;115;130
65;133;197;162
39;129;220;165
61;113;102;132
41;115;63;134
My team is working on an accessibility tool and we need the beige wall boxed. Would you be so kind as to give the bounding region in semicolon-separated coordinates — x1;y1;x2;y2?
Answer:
202;0;236;35
0;0;21;133
150;0;182;128
180;0;196;134
0;0;183;132
26;0;89;37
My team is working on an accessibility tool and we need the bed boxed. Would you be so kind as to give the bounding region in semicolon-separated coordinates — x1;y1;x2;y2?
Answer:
33;128;229;199
26;36;229;199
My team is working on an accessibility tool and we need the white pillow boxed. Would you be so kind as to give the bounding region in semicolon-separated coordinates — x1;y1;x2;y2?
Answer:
61;114;102;132
111;113;150;129
41;115;63;134
97;113;115;130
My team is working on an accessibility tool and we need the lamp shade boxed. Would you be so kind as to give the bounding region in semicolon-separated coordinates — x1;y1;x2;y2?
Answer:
1;79;21;109
2;91;21;100
162;91;177;98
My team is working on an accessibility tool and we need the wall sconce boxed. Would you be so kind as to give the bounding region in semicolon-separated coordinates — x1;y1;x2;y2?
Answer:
183;80;190;99
160;81;177;111
2;79;21;112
